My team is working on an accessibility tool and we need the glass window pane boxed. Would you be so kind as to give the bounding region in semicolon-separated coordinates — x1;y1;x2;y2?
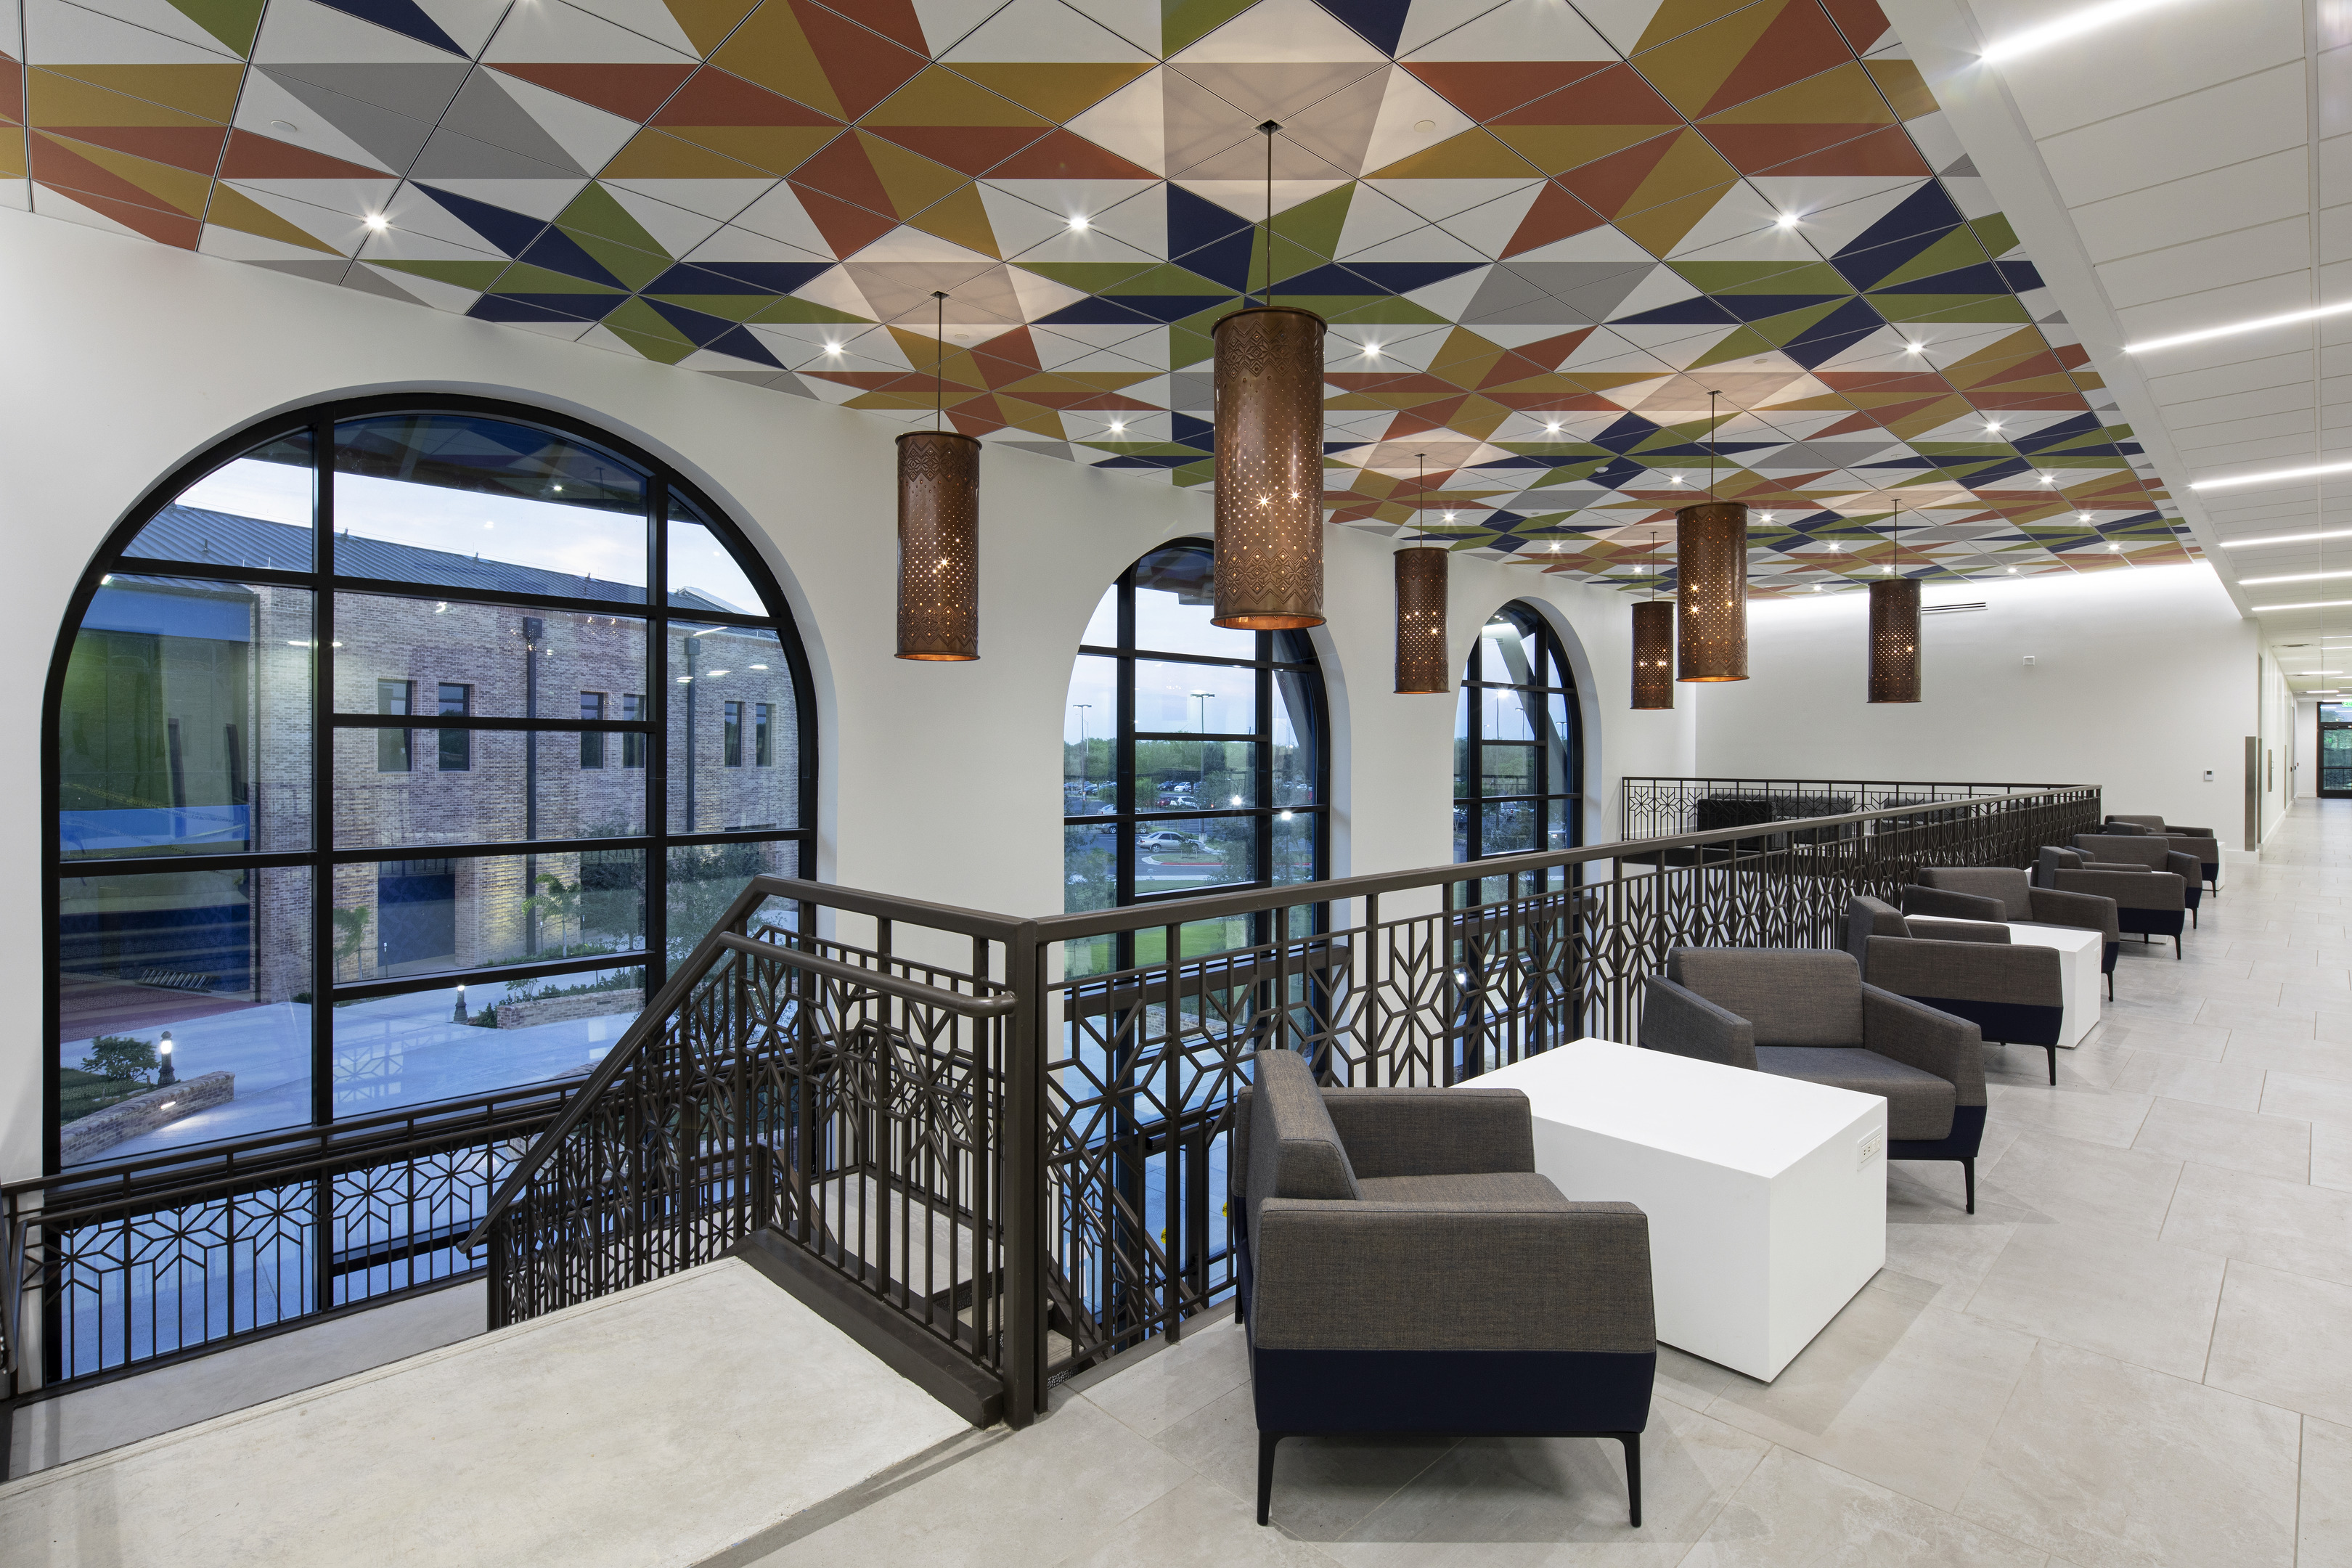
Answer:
328;851;645;984
1482;801;1536;856
333;596;645;719
1064;822;1117;914
1133;544;1252;658
665;840;795;966
332;414;648;601
332;730;647;847
1272;670;1316;807
1451;684;1470;802
1079;584;1117;648
667;496;763;616
1274;810;1315;885
669;624;797;833
124;430;314;573
1140;740;1257;809
58;865;312;1163
59;578;313;859
1066;653;1115;814
1135;817;1253;896
333;961;645;1117
1481;740;1535;797
1479;610;1543;687
1135;658;1254;735
1548;798;1575;852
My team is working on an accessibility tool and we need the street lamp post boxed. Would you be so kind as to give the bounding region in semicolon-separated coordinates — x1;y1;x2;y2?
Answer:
1191;690;1214;809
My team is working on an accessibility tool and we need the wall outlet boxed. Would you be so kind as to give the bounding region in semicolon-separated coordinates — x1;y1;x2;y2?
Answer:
2204;769;2215;782
1857;1129;1884;1169
2022;655;2035;666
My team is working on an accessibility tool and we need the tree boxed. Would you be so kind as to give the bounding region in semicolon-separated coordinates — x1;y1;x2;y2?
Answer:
81;1034;158;1083
526;872;583;956
331;905;371;980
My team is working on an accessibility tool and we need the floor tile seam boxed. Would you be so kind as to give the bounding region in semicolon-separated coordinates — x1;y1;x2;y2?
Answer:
1082;1368;1251;1447
1038;1461;1341;1568
1739;1439;2052;1564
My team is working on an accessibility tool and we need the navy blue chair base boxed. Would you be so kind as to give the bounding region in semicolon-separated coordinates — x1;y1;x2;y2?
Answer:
1257;1430;1641;1528
1892;1104;1988;1214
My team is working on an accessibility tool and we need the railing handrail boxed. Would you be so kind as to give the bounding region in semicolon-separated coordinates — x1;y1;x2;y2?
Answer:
1619;775;2076;788
712;934;1018;1018
1035;785;2091;939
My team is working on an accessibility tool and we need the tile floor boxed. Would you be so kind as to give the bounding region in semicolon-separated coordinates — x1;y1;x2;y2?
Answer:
753;802;2352;1568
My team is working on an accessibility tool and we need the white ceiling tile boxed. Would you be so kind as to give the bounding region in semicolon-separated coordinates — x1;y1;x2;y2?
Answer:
2095;216;2310;311
2038;64;2308;208
2070;147;2308;265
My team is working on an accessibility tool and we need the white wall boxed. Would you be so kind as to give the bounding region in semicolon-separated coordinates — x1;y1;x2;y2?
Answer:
0;210;1696;1179
1692;565;2257;841
2299;699;2320;800
2258;652;2295;838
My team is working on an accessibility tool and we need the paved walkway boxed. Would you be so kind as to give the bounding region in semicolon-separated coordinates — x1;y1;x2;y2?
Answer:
751;803;2352;1567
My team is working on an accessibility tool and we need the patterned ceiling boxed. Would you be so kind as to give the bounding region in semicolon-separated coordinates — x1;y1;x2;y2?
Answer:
0;0;2197;595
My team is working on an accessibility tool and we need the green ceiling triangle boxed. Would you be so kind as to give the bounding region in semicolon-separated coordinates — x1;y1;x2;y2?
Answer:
166;0;264;56
1163;0;1259;55
557;184;670;259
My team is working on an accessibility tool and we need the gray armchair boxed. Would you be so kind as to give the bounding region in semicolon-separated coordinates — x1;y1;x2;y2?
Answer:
1640;949;1987;1212
1845;896;2065;1085
2077;834;2203;926
1905;865;2122;998
2045;846;2188;958
1234;1050;1656;1529
2107;816;2221;892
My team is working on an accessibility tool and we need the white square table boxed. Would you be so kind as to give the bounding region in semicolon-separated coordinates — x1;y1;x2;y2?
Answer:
1479;1038;1887;1382
2003;921;2104;1048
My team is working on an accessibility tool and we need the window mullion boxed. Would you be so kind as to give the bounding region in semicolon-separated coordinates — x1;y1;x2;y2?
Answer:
311;415;337;1130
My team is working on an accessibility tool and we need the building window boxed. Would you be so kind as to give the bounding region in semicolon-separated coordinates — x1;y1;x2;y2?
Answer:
377;679;411;772
436;682;470;772
723;700;743;767
580;692;605;768
1455;602;1582;878
754;703;772;767
1061;539;1328;979
44;396;816;1171
621;693;644;769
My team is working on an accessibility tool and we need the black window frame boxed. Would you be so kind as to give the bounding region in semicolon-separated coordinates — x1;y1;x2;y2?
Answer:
1454;600;1584;880
621;693;645;769
39;393;820;1176
1064;538;1331;973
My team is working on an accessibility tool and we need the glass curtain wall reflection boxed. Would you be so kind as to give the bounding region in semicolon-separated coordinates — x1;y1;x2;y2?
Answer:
1454;603;1583;890
46;399;814;1169
1061;539;1328;977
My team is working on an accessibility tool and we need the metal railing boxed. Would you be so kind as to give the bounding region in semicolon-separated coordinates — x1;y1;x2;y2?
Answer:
1619;776;2080;844
2;1085;571;1417
10;778;2099;1440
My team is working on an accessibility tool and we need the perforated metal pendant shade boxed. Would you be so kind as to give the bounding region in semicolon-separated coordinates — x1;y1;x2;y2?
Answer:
895;429;980;661
1868;576;1922;702
1212;304;1326;629
1675;501;1748;682
1630;600;1674;709
1394;547;1448;693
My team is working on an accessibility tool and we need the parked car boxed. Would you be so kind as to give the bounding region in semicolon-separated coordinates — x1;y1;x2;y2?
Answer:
1138;830;1201;852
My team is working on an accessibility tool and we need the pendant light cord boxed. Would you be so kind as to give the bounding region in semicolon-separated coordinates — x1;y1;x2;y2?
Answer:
1259;121;1280;309
932;290;947;432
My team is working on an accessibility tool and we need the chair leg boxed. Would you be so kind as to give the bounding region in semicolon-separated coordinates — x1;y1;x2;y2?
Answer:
1962;1156;1976;1215
2192;907;2198;928
1257;1432;1281;1526
2173;935;2182;959
1620;1432;1642;1528
2046;1045;2058;1086
2107;970;2115;1001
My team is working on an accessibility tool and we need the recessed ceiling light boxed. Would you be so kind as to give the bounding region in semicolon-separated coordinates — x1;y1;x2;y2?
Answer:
1670;474;1683;485
2241;569;2352;585
1443;511;1456;522
2108;542;2122;551
363;213;388;231
1884;564;1895;574
2008;566;2020;573
1905;342;1923;353
2078;512;2092;521
1980;0;2186;65
1776;212;1799;229
824;342;841;355
1544;420;1560;433
2126;298;2352;354
1363;344;1381;357
1068;216;1089;231
1812;584;1823;591
1413;118;1436;132
2041;473;2056;485
2253;600;2352;611
1985;422;2002;433
271;119;299;134
1108;419;1125;433
2192;458;2352;491
2220;527;2352;547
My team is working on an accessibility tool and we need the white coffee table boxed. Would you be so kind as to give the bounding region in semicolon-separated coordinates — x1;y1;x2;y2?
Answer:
1479;1038;1887;1382
2004;921;2104;1048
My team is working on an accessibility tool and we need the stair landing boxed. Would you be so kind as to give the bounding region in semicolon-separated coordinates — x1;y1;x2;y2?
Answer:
0;1259;972;1567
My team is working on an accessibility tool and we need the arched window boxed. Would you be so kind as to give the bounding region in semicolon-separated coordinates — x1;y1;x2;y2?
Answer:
1062;540;1327;975
1454;603;1582;872
46;396;814;1170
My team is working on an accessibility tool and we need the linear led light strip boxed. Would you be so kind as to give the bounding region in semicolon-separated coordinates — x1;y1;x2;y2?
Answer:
2219;528;2352;547
2126;300;2352;354
2242;569;2352;586
1980;0;2191;63
2253;600;2352;612
2191;460;2352;491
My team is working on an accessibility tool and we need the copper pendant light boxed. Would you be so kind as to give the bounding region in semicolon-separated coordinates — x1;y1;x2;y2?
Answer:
1395;453;1448;693
1868;498;1921;703
1675;390;1748;682
897;290;979;661
1631;531;1674;709
1212;120;1326;630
